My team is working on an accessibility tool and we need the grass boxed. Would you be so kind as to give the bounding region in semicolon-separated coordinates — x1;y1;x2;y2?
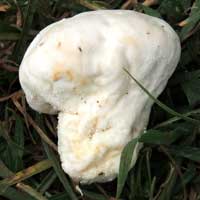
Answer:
0;0;200;199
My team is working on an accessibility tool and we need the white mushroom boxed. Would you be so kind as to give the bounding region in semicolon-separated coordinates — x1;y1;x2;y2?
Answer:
19;10;181;184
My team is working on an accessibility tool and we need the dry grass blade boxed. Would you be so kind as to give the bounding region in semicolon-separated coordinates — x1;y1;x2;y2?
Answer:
121;0;137;9
142;0;158;6
1;1;200;199
0;160;48;200
0;90;22;102
77;0;106;10
0;159;53;193
12;95;58;152
0;4;10;12
0;64;18;72
44;117;56;137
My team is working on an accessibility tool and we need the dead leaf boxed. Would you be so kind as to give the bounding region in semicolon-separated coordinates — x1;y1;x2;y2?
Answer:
0;4;10;12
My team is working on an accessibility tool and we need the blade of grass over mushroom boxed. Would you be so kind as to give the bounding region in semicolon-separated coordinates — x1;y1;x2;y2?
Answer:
126;151;147;199
42;142;78;200
12;0;38;62
0;159;52;194
116;138;138;198
123;68;199;124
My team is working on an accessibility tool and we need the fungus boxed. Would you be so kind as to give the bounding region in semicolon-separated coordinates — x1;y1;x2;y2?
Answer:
19;10;181;184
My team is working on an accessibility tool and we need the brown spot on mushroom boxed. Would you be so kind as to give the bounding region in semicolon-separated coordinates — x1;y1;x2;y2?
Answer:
57;42;61;48
98;172;104;176
78;47;82;52
131;127;138;135
39;42;44;46
102;124;111;132
146;32;150;35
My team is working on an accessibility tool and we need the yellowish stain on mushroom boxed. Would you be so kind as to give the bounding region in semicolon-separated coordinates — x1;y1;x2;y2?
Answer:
79;146;123;173
79;78;90;86
52;65;74;81
65;69;74;81
87;117;99;139
120;36;135;45
71;138;83;159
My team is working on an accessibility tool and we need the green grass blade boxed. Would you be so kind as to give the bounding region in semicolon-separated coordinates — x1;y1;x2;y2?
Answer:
37;170;57;194
12;0;38;62
0;22;21;40
139;128;186;145
116;138;138;198
157;166;177;200
1;186;36;200
123;68;199;125
42;142;78;200
154;108;200;128
169;146;200;162
83;190;108;200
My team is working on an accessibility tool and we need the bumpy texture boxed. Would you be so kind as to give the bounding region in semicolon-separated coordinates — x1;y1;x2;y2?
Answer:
19;10;181;183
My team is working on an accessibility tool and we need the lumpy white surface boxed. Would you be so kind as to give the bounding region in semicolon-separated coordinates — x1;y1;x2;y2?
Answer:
19;10;181;183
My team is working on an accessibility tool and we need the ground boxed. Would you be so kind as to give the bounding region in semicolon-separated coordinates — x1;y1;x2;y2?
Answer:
0;0;200;200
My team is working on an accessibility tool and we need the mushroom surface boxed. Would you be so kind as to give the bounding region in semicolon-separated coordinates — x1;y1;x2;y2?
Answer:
19;10;181;184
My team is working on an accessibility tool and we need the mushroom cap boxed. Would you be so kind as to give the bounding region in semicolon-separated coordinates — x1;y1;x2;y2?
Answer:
19;10;181;183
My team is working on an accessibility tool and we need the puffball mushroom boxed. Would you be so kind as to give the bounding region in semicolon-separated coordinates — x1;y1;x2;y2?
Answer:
19;10;181;183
